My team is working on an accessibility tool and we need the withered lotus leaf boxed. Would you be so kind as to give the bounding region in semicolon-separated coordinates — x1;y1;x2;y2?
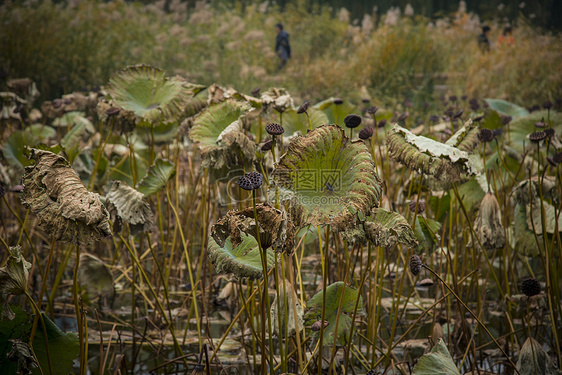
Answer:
21;149;112;246
106;181;154;234
272;125;382;231
472;192;506;250
387;125;477;182
363;208;418;248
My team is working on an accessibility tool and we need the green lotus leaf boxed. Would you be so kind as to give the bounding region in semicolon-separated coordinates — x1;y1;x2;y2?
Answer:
24;124;56;140
507;110;562;152
1;130;37;171
280;108;329;137
387;125;477;183
0;305;79;375
313;97;357;126
61;115;96;160
207;233;274;280
513;203;542;257
189;101;255;181
484;98;529;118
20;149;112;246
444;120;480;153
106;181;154;234
412;339;461;375
272;125;382;230
305;282;364;346
184;87;208;117
0;246;31;297
78;253;115;299
271;280;303;336
414;216;441;255
364;208;418;248
189;101;250;150
516;337;561;375
51;111;85;127
136;158;175;197
106;64;204;124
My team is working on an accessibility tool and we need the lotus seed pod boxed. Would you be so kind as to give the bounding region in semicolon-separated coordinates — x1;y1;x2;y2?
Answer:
552;152;562;164
492;128;504;138
542;101;553;110
449;95;457;102
238;171;263;191
366;106;379;114
311;320;329;331
265;123;284;135
333;98;344;105
297;100;309;114
534;118;547;128
409;199;426;214
429;115;440;123
250;87;260;98
544;128;555;138
106;106;121;116
358;127;374;140
409;255;422;276
472;114;484;122
261;140;273;152
478;128;494;143
521;278;541;297
501;115;512;125
344;114;362;128
453;110;464;119
377;118;387;128
398;112;409;122
528;131;547;143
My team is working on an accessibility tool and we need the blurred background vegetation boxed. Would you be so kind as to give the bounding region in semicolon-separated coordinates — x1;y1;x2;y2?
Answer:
1;0;561;107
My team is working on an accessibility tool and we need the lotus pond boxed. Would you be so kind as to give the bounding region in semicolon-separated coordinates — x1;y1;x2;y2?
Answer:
1;36;562;375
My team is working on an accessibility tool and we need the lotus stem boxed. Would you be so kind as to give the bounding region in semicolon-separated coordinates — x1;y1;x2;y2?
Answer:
25;291;52;375
305;111;312;131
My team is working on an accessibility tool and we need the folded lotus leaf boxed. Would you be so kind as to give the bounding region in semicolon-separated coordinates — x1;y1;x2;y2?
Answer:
387;125;477;182
21;149;112;246
445;120;480;153
96;100;137;133
211;202;296;254
0;246;31;297
78;253;115;299
136;158;176;197
312;97;357;126
516;337;562;375
106;65;204;124
272;125;382;231
271;280;303;337
472;192;506;250
305;282;364;346
412;339;461;375
413;216;442;255
363;208;418;248
510;176;557;205
526;199;562;235
261;87;294;113
484;98;530;118
207;233;274;280
106;181;154;234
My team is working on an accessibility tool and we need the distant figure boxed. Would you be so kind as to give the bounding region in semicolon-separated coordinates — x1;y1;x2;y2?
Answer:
275;23;291;70
498;26;514;46
478;25;491;52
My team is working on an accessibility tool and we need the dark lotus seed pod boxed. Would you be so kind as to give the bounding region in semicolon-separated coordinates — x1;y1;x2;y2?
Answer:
469;98;478;105
296;100;309;114
366;106;379;114
453;110;464;119
377;118;387;128
528;131;547;143
547;156;558;167
106;106;121;116
418;278;434;287
461;95;468;101
261;140;273;151
52;99;63;108
63;98;72;105
553;152;562;164
429;115;440;123
359;127;374;140
521;278;541;297
311;320;329;331
250;87;260;97
534;117;547;128
478;128;494;143
528;104;540;112
542;101;553;110
398;112;409;122
444;107;455;117
449;95;457;102
265;123;284;135
409;255;422;276
333;98;343;105
501;115;512;125
472;114;485;122
544;128;555;138
238;171;263;191
492;128;504;138
482;101;489;108
0;185;5;199
470;102;481;111
344;114;362;128
409;199;426;214
362;98;370;104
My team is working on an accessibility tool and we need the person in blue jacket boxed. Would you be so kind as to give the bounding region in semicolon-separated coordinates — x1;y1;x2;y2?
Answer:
275;23;291;70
